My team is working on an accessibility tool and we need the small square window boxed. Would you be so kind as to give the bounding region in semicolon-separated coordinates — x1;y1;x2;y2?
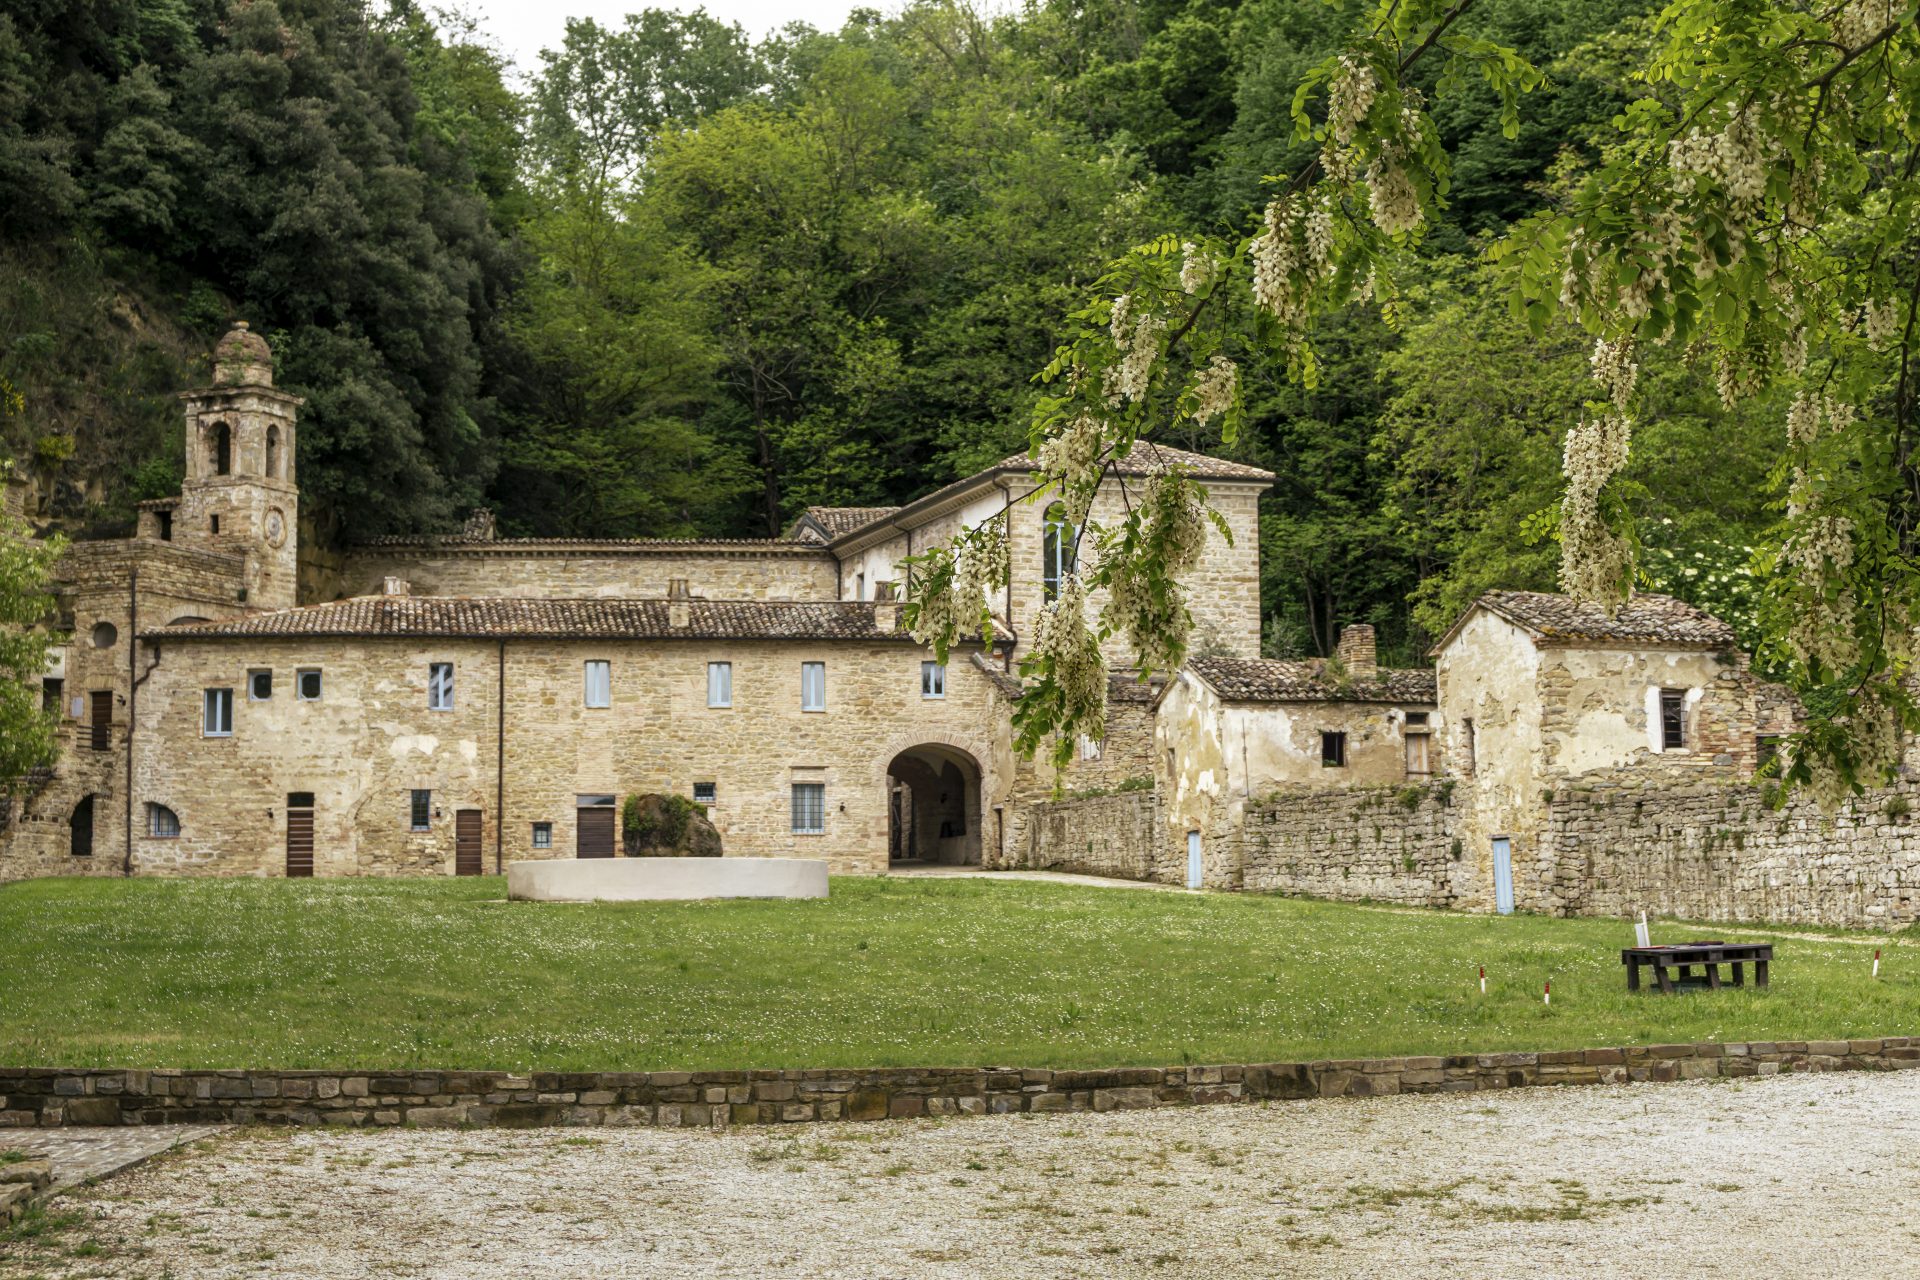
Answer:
1321;731;1347;768
584;660;611;708
203;688;233;737
428;662;454;711
297;669;323;701
410;789;432;831
693;781;717;806
801;661;826;711
921;661;946;699
1404;711;1429;727
248;670;272;701
791;782;825;834
707;661;732;708
531;822;552;849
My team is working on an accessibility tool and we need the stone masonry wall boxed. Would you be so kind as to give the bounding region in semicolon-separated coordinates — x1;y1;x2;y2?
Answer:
1016;790;1165;882
1239;783;1478;907
1545;774;1920;928
332;546;839;603
7;1039;1917;1130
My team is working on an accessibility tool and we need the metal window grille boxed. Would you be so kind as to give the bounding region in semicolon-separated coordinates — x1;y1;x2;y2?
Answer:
532;822;552;849
791;783;825;834
693;782;717;806
148;804;180;838
1660;689;1686;749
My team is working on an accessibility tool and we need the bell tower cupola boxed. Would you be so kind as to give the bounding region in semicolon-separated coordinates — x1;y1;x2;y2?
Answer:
176;322;303;610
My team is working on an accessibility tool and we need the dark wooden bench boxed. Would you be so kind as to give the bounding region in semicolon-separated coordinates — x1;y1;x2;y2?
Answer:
1622;941;1771;993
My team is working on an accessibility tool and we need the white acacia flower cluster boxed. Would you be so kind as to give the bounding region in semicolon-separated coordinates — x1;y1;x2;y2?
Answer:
1835;0;1898;50
1189;355;1238;424
1786;389;1854;447
1103;472;1208;672
1328;56;1376;147
1714;346;1767;409
1804;687;1903;810
1251;192;1338;331
1559;412;1633;603
1036;413;1105;527
1588;336;1637;409
1032;579;1107;743
1669;109;1768;203
1179;242;1213;294
1106;293;1164;404
1365;151;1423;236
1862;297;1902;350
1786;511;1856;575
1780;327;1808;375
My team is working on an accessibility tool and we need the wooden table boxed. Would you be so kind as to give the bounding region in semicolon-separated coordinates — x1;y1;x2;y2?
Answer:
1622;941;1771;993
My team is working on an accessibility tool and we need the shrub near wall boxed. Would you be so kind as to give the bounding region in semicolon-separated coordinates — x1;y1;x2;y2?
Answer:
1547;776;1920;929
1242;783;1475;907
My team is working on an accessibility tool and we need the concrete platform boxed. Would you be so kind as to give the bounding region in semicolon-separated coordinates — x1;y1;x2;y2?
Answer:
506;857;829;902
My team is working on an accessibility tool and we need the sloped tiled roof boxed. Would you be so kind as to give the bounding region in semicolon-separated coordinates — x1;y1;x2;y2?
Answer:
352;534;827;553
994;441;1275;483
792;506;900;540
1466;590;1739;650
145;596;1012;645
1186;656;1436;704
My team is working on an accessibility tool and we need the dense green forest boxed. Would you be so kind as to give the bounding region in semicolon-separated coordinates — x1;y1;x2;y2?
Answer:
0;0;1779;664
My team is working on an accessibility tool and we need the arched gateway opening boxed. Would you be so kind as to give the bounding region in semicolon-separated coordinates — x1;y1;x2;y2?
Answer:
887;744;982;866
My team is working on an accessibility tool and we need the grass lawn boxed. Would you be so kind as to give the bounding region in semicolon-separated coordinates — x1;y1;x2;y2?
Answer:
0;875;1912;1072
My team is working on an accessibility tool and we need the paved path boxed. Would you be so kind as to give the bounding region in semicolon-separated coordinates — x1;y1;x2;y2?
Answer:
1;1124;229;1193
5;1072;1917;1277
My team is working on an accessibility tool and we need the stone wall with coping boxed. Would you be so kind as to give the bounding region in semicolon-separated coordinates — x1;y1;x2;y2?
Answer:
1012;790;1166;882
6;1039;1916;1129
1239;783;1478;907
331;546;840;603
1544;774;1920;928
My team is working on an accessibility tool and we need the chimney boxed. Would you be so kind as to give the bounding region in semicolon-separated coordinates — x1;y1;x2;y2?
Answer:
873;580;897;602
667;577;692;599
461;508;497;541
382;576;409;597
872;586;897;633
1335;624;1377;680
667;578;691;628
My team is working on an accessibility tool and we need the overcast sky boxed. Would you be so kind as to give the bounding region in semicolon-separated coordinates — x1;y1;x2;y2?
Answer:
468;0;871;78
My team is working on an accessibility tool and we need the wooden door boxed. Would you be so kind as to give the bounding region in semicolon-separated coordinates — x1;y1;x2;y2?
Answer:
286;800;315;878
455;809;483;876
89;690;112;751
576;806;615;858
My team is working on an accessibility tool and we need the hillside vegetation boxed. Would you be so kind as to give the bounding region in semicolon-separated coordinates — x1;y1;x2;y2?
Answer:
1;0;1780;660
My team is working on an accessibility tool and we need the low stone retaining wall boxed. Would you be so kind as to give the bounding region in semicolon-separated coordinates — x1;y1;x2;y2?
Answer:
5;1038;1916;1130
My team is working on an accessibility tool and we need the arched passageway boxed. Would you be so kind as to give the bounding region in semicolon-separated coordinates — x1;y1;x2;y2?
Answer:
887;744;982;866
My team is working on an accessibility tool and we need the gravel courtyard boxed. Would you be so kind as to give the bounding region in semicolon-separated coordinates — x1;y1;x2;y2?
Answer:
8;1071;1919;1279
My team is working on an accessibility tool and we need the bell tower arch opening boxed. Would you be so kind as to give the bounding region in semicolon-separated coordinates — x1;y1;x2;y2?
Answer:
886;744;982;866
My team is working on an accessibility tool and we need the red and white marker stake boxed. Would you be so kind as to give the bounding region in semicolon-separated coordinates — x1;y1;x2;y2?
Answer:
1544;979;1552;1007
1874;948;1882;979
1479;966;1487;996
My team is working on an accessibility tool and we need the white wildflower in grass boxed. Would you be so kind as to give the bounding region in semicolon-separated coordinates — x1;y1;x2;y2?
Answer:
1189;355;1238;425
1588;336;1637;408
1327;56;1376;147
1365;154;1423;236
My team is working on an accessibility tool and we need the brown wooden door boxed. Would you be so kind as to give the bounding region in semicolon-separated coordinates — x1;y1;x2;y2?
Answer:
455;809;483;876
576;806;615;858
286;803;314;878
89;690;112;751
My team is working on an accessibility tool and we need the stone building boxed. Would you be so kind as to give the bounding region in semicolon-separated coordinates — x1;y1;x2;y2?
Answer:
0;325;1274;881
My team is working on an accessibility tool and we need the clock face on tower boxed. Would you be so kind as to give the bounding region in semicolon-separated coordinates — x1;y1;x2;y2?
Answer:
265;508;286;548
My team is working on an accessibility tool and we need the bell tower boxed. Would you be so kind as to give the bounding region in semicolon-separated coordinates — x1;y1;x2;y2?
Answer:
176;322;303;610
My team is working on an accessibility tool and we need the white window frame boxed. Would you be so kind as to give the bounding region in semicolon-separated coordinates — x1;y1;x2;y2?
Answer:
247;669;272;701
428;662;454;712
801;661;826;711
202;687;233;737
584;660;612;709
791;782;826;835
296;668;323;701
707;661;732;708
921;660;946;699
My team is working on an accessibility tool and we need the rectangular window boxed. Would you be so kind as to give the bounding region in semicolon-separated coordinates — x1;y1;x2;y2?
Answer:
1404;711;1429;728
584;660;611;708
410;789;432;831
41;677;61;717
203;688;233;737
707;661;732;708
248;670;272;701
856;572;866;600
297;669;323;701
531;822;552;849
1660;688;1687;750
428;662;454;711
1321;730;1347;768
921;661;946;699
801;661;826;711
1079;734;1103;761
693;781;717;807
791;782;826;834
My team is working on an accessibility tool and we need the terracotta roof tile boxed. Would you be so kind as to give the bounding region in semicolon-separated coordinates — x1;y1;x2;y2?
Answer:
795;506;899;539
145;596;1012;645
995;440;1275;483
1472;590;1739;649
1187;656;1436;704
352;535;827;553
